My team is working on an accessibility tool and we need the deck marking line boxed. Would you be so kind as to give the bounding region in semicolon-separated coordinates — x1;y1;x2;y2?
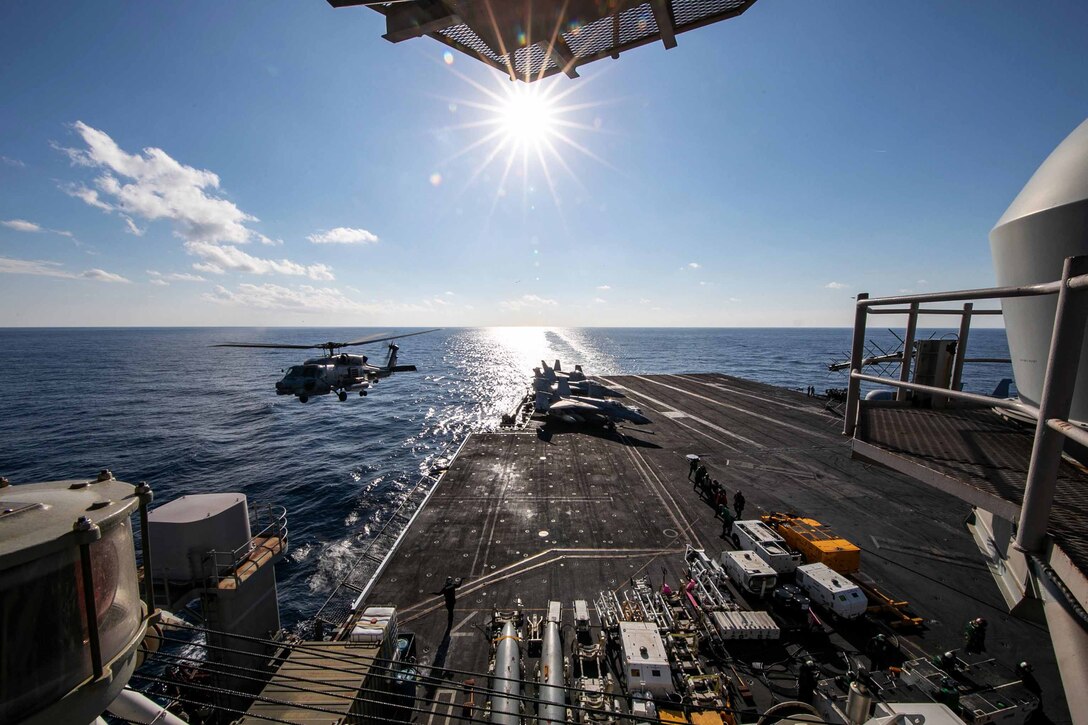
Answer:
624;442;701;549
472;437;518;576
598;376;763;448
665;415;744;453
450;611;476;634
630;375;827;440
672;374;829;416
399;548;681;623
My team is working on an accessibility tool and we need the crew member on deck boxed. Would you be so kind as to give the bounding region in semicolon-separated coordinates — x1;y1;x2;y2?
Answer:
733;491;746;520
433;576;464;627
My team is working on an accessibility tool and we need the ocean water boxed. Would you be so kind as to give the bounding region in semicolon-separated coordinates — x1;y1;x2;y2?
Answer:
0;326;1012;628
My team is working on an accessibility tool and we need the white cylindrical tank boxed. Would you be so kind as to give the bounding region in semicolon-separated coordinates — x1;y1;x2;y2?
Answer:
990;118;1088;423
491;619;521;725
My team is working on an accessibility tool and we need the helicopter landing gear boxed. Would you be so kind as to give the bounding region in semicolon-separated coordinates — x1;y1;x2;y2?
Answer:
359;390;368;397
338;391;348;402
299;395;309;404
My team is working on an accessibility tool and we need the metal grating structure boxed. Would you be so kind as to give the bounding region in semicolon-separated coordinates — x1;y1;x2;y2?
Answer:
328;0;757;81
856;404;1088;577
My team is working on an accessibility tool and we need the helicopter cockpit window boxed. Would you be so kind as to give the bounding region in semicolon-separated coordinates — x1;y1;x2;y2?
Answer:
303;366;319;378
286;366;305;376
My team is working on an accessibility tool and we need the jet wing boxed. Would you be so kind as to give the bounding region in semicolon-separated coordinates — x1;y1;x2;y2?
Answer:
548;399;597;413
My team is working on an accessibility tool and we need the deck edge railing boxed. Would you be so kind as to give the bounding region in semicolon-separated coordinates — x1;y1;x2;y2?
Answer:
842;255;1088;555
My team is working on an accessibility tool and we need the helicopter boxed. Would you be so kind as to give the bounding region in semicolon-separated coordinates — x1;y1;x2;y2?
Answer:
214;329;439;402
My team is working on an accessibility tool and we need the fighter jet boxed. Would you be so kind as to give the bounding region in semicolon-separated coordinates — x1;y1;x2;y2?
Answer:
533;366;649;428
535;360;623;398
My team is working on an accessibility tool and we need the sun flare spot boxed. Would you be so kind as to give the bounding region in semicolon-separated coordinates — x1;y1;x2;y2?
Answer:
436;56;615;224
498;87;556;146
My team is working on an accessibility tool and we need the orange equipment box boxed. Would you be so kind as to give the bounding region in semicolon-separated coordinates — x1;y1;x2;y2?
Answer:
761;513;861;574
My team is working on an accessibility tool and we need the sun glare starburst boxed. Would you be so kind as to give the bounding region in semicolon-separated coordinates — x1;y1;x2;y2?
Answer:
433;55;615;224
498;87;557;146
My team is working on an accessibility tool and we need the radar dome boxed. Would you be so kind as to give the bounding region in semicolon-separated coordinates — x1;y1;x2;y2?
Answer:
990;118;1088;422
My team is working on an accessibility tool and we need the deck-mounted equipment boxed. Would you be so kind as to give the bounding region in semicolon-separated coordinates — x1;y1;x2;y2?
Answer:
0;473;184;725
537;600;568;724
147;493;288;711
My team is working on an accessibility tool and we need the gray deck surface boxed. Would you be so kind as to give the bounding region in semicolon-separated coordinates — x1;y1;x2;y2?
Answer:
361;374;1069;722
857;403;1088;574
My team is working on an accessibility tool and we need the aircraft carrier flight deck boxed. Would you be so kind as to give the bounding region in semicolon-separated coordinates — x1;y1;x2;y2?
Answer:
316;373;1069;723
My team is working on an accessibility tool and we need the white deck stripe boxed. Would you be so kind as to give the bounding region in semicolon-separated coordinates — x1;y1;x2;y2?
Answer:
599;376;763;448
629;375;828;440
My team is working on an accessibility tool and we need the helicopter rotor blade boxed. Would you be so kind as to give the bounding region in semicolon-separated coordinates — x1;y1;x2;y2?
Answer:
341;329;441;348
213;342;320;350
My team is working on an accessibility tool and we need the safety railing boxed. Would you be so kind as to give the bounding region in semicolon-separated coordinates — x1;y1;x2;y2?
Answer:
310;470;445;639
203;504;289;589
842;255;1088;554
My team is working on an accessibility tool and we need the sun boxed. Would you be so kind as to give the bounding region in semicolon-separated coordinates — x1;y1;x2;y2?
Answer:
433;56;615;223
497;86;557;147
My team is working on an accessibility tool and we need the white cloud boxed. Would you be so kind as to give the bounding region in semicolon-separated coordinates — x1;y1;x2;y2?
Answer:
205;283;367;312
500;294;558;311
445;290;455;296
123;217;145;236
81;268;130;283
688;262;700;269
1;156;26;168
917;279;928;286
639;298;652;304
307;227;379;245
56;123;332;280
184;241;334;281
2;219;43;233
729;297;742;302
596;284;611;291
825;281;848;289
0;255;128;282
63;184;113;211
593;297;607;304
2;218;76;239
147;270;207;285
59;121;264;245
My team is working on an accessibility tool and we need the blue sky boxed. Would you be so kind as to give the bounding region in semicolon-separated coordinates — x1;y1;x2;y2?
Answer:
1;1;1085;327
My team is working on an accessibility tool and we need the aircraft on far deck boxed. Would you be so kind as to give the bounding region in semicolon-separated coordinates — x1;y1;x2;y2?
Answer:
536;360;623;398
533;361;648;429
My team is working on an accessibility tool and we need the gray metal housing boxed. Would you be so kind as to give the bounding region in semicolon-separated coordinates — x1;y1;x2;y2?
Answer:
991;118;1088;422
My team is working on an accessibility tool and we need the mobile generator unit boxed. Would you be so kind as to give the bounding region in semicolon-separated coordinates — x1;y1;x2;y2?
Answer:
732;520;801;575
720;550;778;598
795;563;867;620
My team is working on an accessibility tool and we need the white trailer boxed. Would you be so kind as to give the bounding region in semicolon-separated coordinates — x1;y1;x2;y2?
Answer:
721;550;778;598
732;520;802;575
618;621;673;697
795;563;867;620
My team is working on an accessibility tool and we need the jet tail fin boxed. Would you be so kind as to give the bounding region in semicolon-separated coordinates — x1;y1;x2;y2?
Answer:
554;359;562;372
534;391;553;412
557;378;572;397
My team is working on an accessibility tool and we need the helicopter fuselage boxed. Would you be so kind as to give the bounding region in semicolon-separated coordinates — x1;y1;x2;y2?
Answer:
275;350;415;402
